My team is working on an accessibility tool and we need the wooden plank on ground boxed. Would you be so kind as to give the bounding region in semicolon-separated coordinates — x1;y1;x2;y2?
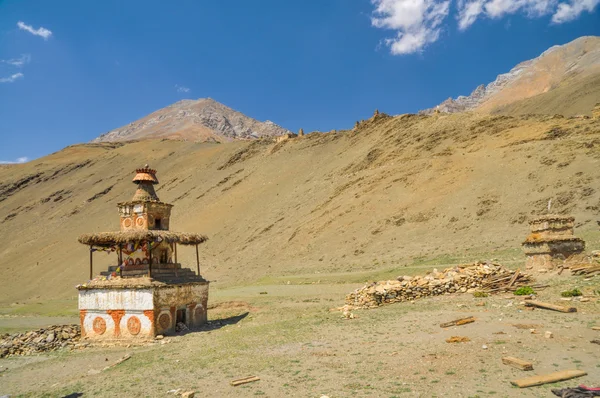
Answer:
524;300;577;313
103;354;131;371
511;370;587;388
502;356;533;371
230;376;260;386
592;326;600;331
440;316;475;328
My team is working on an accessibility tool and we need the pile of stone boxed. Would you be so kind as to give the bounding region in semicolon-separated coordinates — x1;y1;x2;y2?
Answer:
0;324;80;358
346;262;532;309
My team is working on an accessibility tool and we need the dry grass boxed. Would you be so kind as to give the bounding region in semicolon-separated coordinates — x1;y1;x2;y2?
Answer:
0;274;598;397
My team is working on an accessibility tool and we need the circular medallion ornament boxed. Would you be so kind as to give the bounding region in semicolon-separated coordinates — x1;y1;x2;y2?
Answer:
92;317;106;335
123;218;132;228
136;217;145;226
127;316;141;335
158;313;171;330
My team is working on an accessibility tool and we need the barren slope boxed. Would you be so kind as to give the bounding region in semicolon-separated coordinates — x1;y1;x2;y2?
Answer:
492;72;600;117
1;112;599;305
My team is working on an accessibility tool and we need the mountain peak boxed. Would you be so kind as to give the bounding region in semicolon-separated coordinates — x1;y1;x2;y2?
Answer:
421;36;600;116
93;98;291;143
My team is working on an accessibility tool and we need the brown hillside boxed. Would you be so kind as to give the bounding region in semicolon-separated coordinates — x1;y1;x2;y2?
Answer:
492;72;600;117
1;112;599;306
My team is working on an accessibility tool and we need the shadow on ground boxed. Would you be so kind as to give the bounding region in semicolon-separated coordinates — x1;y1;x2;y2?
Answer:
179;312;249;335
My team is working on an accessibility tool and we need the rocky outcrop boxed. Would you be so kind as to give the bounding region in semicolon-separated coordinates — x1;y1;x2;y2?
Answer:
93;98;291;143
0;324;80;357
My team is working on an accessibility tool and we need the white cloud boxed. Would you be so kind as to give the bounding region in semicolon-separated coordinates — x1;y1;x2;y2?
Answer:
0;73;24;83
458;0;485;29
175;84;190;93
371;0;450;54
1;54;31;67
17;21;52;40
0;157;29;164
482;0;556;18
552;0;600;22
372;0;599;54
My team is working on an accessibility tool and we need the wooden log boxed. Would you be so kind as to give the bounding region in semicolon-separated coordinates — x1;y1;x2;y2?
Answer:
524;300;577;313
230;376;260;386
511;369;587;388
103;354;132;371
506;270;520;288
592;326;600;331
440;316;475;328
502;356;533;371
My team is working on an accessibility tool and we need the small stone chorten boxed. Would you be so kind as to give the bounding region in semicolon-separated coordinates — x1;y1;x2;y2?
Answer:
522;214;585;271
76;165;209;340
593;103;600;119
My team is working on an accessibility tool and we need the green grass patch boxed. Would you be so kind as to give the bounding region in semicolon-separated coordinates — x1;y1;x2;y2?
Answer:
514;286;535;296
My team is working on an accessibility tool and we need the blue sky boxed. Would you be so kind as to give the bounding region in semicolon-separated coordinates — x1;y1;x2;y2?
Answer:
0;0;598;163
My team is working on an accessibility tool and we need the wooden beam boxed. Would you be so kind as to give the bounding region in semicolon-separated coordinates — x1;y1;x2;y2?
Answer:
230;376;260;386
502;356;533;371
148;240;152;278
524;300;577;313
440;317;475;328
511;369;587;388
195;244;200;276
89;246;93;279
118;244;123;276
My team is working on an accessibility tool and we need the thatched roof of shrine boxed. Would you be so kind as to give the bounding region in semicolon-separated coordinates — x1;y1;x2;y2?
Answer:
78;230;208;247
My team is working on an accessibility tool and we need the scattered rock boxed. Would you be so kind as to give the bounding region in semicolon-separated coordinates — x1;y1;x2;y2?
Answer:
545;331;553;339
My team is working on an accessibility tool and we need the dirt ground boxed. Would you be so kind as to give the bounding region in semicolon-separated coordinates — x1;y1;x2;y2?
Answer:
1;271;598;398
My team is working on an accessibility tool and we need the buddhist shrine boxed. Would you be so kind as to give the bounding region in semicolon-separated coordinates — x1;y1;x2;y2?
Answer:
522;214;585;271
76;165;209;340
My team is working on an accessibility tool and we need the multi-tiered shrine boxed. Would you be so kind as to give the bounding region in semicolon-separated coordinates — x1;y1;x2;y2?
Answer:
522;214;585;271
77;166;209;340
